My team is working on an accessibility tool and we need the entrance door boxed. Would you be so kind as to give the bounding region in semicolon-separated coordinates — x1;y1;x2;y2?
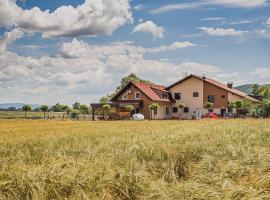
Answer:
195;108;202;120
135;107;140;114
221;109;226;117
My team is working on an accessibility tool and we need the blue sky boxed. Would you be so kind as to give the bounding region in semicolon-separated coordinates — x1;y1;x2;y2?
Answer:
0;0;270;105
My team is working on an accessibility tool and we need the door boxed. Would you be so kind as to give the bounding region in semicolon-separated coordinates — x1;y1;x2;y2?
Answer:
221;109;226;118
195;108;202;120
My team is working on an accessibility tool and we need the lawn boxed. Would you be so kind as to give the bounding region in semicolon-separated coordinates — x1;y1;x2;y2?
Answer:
0;119;270;200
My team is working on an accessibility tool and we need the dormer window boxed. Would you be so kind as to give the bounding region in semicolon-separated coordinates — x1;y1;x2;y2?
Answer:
135;92;140;100
162;93;168;99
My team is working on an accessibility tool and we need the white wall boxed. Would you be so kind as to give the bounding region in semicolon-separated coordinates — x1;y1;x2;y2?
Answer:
169;77;204;119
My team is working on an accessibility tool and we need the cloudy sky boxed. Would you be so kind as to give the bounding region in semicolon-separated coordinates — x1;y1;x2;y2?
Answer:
0;0;270;105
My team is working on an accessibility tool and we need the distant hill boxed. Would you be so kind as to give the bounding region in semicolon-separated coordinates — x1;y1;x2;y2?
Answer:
0;103;41;109
235;84;270;94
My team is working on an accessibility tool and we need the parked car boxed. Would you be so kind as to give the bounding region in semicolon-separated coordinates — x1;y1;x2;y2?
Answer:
132;113;145;120
202;112;219;119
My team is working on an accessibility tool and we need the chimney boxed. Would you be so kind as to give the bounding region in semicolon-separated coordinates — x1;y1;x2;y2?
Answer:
202;74;206;80
227;82;233;89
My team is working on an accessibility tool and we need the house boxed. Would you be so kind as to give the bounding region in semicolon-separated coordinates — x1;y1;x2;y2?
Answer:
95;74;260;120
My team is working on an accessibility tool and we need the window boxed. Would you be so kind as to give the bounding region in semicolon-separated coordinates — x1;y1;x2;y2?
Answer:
166;107;170;115
221;95;226;99
208;95;215;103
193;92;199;97
173;107;178;113
174;93;181;100
135;92;140;100
184;107;189;113
162;93;168;99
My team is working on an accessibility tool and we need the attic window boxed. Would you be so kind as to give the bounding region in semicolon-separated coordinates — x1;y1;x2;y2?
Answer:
135;92;140;100
162;93;168;99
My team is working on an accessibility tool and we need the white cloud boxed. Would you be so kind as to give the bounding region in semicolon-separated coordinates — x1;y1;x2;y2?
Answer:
0;28;24;53
150;0;267;14
267;18;270;25
255;29;270;38
134;4;143;10
132;21;165;39
147;41;196;52
201;17;227;21
199;27;248;36
250;68;270;78
0;0;132;37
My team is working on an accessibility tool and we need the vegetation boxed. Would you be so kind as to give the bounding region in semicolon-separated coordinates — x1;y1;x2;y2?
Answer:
40;105;48;119
70;109;80;120
80;104;89;120
177;103;185;119
0;119;270;199
125;104;135;118
102;104;111;120
22;104;32;119
149;103;159;120
203;102;213;111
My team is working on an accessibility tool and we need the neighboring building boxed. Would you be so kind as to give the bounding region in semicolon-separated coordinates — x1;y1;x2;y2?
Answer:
105;74;260;120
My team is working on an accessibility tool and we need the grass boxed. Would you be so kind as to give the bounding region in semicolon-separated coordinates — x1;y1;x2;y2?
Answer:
0;119;270;199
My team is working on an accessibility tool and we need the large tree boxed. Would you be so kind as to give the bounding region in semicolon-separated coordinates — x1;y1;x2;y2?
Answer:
40;105;49;119
99;73;149;103
80;104;89;120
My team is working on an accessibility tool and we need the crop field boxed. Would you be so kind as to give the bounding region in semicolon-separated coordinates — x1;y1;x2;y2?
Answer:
0;119;270;200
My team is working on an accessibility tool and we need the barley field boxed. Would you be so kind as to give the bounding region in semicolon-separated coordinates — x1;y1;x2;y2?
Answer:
0;119;270;200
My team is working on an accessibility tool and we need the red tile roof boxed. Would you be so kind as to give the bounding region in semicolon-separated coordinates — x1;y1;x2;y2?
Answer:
131;81;171;102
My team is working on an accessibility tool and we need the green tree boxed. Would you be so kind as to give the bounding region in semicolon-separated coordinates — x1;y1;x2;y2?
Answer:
242;99;253;115
228;101;235;113
125;105;135;119
252;84;260;95
234;100;243;117
262;100;270;117
177;102;185;119
60;105;69;119
22;104;32;119
80;104;89;120
149;103;159;120
102;104;111;120
73;102;81;110
51;103;62;112
203;102;213;112
40;105;48;119
71;109;80;120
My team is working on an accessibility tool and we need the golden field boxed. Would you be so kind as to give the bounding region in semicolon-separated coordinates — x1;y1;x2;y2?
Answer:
0;119;270;200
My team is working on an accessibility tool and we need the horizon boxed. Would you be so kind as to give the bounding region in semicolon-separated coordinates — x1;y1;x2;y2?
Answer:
0;0;270;105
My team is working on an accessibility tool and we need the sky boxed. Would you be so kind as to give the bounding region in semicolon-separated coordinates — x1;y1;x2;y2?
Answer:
0;0;270;105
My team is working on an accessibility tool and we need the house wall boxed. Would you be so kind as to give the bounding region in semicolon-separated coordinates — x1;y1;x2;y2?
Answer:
203;81;228;109
228;92;243;102
150;102;172;119
169;77;204;118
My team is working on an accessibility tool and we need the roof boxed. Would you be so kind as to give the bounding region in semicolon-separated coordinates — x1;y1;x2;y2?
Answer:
111;81;171;102
166;74;260;103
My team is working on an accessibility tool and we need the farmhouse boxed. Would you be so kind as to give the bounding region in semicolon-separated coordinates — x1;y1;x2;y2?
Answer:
93;74;260;120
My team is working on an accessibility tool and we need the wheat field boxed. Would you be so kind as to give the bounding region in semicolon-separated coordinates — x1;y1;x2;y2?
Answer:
0;119;270;200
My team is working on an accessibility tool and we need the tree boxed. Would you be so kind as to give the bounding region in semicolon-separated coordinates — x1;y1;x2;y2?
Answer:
149;103;159;120
262;100;270;118
228;101;235;113
125;105;135;119
22;105;32;119
40;105;49;119
242;99;253;115
60;105;69;119
234;100;243;117
177;103;185;119
102;104;111;120
203;102;213;112
51;103;62;112
80;104;89;120
71;109;80;120
252;84;260;96
73;102;81;110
